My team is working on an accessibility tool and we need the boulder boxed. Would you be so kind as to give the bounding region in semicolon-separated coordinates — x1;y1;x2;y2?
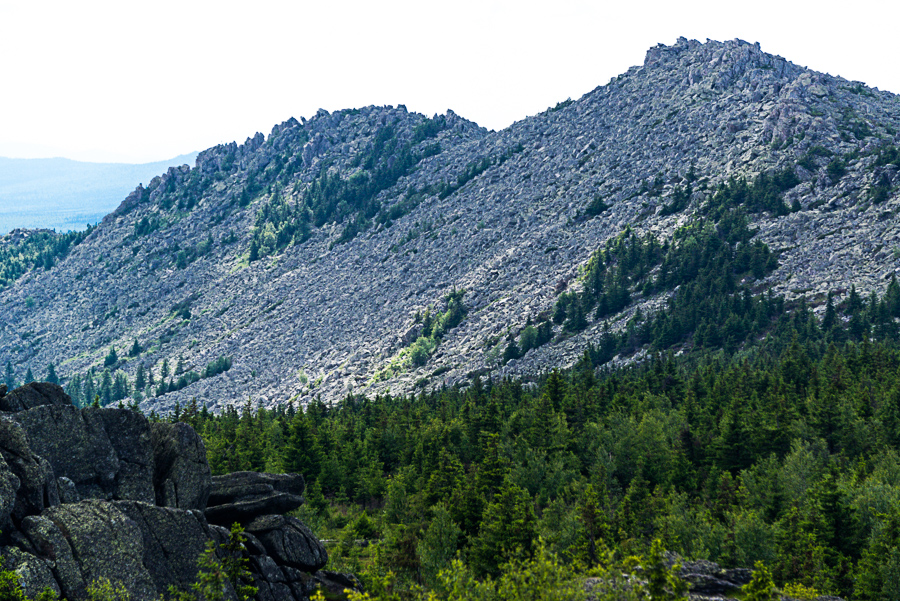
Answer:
0;382;71;413
0;416;57;521
86;408;155;503
0;452;19;529
245;514;328;572
150;422;211;510
11;405;154;502
0;545;61;599
111;500;220;597
39;500;158;600
19;514;88;599
205;472;304;525
313;571;363;596
681;573;741;595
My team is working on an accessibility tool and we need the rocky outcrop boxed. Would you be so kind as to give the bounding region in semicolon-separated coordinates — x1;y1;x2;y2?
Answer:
10;404;155;503
245;515;328;572
206;472;305;525
0;382;329;601
0;383;72;413
150;421;211;510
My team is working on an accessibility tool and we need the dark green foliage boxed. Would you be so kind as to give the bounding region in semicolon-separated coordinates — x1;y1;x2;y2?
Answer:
0;226;93;289
706;168;799;217
134;214;162;237
585;195;610;217
202;356;232;379
188;308;900;599
45;363;58;385
871;171;893;204
826;159;847;182
659;183;691;216
874;145;900;168
23;368;33;384
169;522;257;601
128;339;142;357
103;347;118;367
434;144;525;201
4;361;15;390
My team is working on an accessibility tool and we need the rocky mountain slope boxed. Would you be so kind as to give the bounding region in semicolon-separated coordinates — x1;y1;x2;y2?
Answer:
1;37;899;413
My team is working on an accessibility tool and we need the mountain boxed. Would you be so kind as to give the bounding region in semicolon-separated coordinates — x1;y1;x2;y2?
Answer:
1;37;898;414
0;153;198;233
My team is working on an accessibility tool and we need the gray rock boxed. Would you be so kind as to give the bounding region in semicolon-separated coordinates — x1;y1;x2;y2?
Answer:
0;545;61;599
40;500;158;601
245;514;328;572
0;452;19;528
150;421;211;510
57;476;79;504
205;471;304;525
0;382;71;413
0;417;56;522
20;514;87;599
313;571;363;596
10;405;154;502
681;572;741;595
111;500;219;598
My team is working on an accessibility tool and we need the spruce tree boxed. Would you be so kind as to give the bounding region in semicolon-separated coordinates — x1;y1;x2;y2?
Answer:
135;363;146;390
4;361;15;390
45;362;59;385
24;367;34;384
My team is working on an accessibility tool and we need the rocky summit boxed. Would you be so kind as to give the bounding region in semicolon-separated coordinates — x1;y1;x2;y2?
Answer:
1;37;899;413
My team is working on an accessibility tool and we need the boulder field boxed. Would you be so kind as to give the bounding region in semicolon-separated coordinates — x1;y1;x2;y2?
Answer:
0;381;331;601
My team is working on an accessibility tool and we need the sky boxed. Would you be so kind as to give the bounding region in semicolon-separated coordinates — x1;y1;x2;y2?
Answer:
1;0;898;164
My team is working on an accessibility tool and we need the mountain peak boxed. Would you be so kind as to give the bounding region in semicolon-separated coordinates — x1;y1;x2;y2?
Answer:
1;40;899;412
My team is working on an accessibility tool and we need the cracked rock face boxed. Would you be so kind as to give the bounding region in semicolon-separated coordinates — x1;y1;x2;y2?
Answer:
205;471;305;525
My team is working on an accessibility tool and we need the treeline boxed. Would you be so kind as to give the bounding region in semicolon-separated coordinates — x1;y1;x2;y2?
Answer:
0;226;94;289
3;354;233;407
164;277;900;599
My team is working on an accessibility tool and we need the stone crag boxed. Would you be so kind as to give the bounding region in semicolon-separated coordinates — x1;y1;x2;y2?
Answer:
1;38;900;413
0;382;332;601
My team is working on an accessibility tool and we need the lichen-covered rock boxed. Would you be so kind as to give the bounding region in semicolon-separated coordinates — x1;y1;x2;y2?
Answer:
150;421;211;510
40;500;158;600
0;545;61;599
0;416;57;522
86;407;155;503
205;472;304;525
19;514;87;599
0;453;19;529
10;404;154;502
0;382;71;413
245;514;328;572
111;500;220;598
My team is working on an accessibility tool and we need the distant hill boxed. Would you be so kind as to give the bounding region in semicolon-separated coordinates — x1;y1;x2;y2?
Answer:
0;153;198;233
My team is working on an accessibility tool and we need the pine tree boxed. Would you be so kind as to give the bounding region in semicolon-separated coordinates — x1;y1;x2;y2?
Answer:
45;362;59;385
281;410;322;479
135;363;146;390
4;361;15;390
24;367;34;384
471;478;537;577
104;347;118;367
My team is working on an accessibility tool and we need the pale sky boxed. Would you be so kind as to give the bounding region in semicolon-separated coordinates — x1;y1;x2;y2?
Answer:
1;0;898;164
